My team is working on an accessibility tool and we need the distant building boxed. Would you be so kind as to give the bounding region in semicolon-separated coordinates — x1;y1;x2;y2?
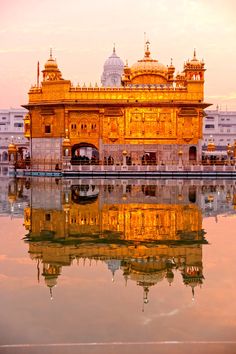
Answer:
203;109;236;150
101;46;124;87
0;108;29;165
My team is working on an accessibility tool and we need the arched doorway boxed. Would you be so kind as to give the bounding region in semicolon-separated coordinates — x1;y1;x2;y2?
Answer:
189;146;197;162
71;143;99;165
71;185;99;204
189;186;196;203
2;151;8;161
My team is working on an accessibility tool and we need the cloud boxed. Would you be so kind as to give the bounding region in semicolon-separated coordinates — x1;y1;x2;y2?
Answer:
206;92;236;101
0;254;7;261
0;255;34;265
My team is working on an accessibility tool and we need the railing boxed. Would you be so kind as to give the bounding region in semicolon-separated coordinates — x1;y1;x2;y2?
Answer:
14;157;236;173
23;159;62;171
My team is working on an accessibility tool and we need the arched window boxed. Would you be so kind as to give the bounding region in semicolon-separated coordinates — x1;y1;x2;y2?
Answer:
189;146;197;161
189;186;196;203
2;151;8;161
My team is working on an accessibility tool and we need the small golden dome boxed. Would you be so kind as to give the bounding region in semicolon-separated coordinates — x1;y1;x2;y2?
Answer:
42;49;63;82
44;57;59;72
8;142;17;151
8;194;16;203
188;49;203;67
45;58;58;69
44;49;58;70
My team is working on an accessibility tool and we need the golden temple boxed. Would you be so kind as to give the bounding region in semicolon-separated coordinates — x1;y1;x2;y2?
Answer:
22;43;210;169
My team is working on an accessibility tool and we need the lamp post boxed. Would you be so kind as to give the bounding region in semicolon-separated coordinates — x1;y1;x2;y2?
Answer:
233;140;236;164
178;148;183;166
122;150;127;166
227;143;232;165
207;135;215;152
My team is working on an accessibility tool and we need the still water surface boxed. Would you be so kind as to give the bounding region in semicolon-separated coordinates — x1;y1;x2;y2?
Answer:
0;177;236;354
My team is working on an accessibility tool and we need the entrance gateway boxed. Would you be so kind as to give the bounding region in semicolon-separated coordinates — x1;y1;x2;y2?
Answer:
71;143;99;165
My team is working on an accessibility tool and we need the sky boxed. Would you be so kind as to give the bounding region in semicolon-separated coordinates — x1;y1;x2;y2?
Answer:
0;0;236;110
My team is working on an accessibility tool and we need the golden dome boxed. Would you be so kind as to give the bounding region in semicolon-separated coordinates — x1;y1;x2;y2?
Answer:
8;194;16;203
44;49;59;70
186;49;204;68
44;57;58;70
42;49;63;82
130;41;168;83
8;142;17;151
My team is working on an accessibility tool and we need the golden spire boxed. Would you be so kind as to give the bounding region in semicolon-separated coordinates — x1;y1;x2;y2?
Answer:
144;40;151;59
113;43;116;54
193;48;196;60
50;47;53;59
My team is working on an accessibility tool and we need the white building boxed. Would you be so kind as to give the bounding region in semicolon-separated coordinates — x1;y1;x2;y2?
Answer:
203;109;236;150
0;108;29;164
101;46;124;87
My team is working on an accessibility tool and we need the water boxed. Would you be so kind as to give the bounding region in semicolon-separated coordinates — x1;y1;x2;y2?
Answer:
0;177;236;354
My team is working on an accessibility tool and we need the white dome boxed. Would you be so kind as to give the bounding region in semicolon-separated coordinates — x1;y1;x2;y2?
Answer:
101;47;124;87
104;48;124;69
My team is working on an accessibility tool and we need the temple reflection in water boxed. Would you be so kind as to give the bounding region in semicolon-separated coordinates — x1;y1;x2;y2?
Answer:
4;177;235;306
16;178;215;306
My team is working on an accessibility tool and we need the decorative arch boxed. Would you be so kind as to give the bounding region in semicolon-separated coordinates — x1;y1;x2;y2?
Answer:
189;146;197;161
71;185;99;204
71;142;99;165
189;186;196;203
2;151;8;161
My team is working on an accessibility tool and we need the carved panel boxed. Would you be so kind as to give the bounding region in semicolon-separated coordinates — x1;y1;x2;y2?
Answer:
126;108;176;139
69;112;99;141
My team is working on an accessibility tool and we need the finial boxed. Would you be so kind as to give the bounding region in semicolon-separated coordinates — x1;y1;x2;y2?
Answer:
50;48;53;59
171;57;173;66
193;48;196;59
144;40;150;58
113;43;116;54
125;59;128;66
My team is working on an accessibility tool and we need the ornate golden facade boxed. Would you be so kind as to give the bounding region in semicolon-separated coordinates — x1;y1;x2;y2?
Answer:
23;43;210;167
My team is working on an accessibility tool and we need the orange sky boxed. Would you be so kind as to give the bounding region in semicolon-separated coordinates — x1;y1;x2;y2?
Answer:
0;0;236;110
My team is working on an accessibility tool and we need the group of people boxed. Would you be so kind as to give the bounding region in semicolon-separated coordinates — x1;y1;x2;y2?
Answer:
72;155;99;165
104;156;114;165
202;155;234;165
